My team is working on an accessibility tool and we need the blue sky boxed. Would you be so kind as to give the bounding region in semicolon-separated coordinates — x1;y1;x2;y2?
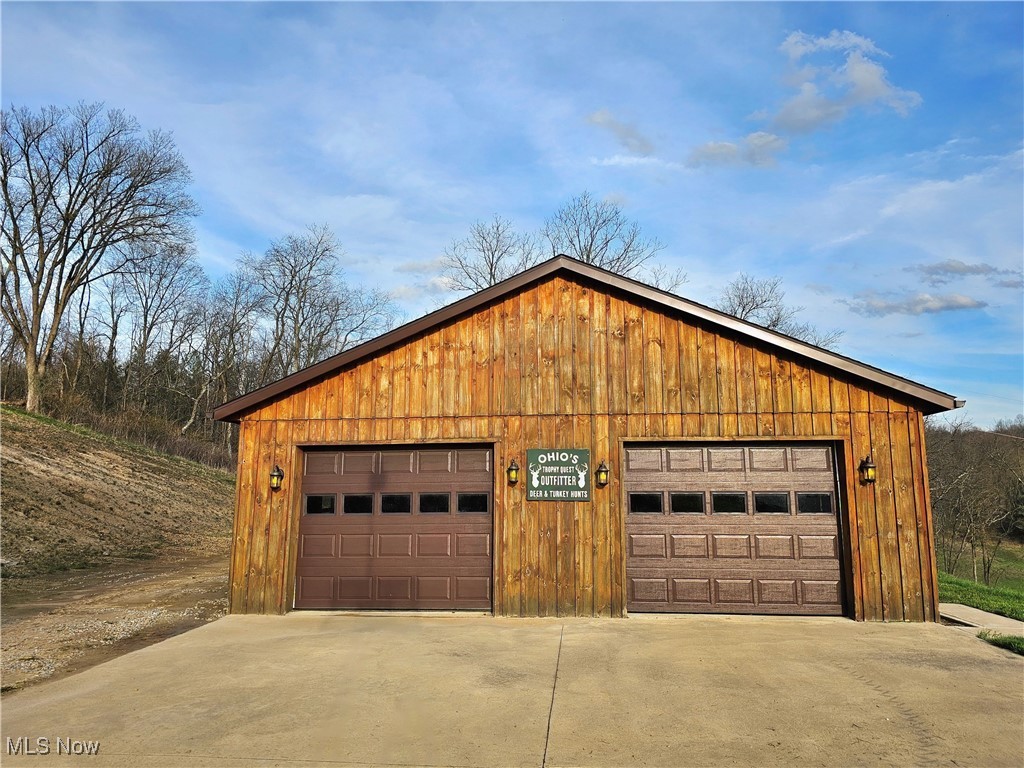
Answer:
3;2;1022;426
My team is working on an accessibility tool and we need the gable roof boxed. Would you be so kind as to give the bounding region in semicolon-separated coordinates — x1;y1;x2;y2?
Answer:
213;255;962;422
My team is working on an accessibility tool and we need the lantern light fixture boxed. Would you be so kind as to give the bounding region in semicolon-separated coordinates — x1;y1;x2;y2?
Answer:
595;460;610;488
858;455;877;485
506;459;520;485
269;464;285;491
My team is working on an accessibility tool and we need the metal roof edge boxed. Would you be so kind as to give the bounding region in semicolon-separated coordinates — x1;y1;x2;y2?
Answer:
213;255;960;422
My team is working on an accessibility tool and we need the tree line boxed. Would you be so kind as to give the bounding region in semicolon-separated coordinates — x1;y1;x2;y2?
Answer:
3;103;1021;583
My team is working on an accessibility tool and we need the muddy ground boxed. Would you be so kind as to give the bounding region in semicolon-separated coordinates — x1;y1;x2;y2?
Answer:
1;552;230;692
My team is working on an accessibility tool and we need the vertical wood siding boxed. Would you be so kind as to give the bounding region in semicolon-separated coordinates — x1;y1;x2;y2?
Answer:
230;274;939;620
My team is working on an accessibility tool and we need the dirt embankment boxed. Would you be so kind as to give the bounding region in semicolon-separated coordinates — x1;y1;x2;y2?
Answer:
1;407;237;691
1;406;235;577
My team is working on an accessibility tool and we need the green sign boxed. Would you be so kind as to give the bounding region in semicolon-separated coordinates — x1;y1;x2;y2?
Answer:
525;449;591;501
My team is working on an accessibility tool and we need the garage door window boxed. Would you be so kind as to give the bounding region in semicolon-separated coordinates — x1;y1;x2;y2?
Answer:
754;493;790;514
798;493;833;515
419;493;450;514
382;494;412;514
629;492;663;514
343;494;373;515
670;492;704;514
712;492;747;514
304;494;336;515
457;493;489;514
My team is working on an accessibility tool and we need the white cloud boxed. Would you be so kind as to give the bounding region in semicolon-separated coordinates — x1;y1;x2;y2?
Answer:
592;155;684;170
771;31;921;134
780;30;885;60
906;259;1022;287
845;291;987;317
687;132;787;168
586;109;655;155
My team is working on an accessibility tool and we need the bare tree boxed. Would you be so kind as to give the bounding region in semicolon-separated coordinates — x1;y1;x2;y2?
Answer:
246;224;399;383
118;243;208;409
542;191;664;277
0;103;198;412
715;273;842;350
441;215;543;292
927;415;1024;584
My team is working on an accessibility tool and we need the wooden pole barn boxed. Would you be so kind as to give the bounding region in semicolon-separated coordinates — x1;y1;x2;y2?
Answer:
213;256;960;621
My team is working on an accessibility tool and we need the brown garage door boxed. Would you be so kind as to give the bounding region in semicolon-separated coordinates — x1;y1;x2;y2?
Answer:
296;447;492;610
625;443;844;615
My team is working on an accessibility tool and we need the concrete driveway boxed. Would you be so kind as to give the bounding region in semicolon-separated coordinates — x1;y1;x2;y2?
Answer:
2;613;1021;767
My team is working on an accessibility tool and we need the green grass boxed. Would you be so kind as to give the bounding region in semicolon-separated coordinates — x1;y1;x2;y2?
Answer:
943;540;1024;594
978;630;1024;656
938;572;1024;622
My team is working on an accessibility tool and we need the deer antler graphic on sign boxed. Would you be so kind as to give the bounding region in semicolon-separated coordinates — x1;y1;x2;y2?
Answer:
575;462;588;488
529;463;542;488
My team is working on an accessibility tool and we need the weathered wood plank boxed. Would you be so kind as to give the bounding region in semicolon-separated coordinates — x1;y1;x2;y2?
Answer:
520;415;541;615
870;410;903;621
556;278;575;415
229;420;257;612
608;295;627;415
505;294;523;416
539;279;558;415
555;413;576;616
592;413;612;616
591;290;609;416
624;299;645;416
573;282;593;417
911;410;940;621
698;328;719;436
890;411;924;621
576;413;594;616
851;410;882;620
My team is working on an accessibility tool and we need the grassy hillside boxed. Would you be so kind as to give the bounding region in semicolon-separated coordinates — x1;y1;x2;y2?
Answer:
1;406;236;578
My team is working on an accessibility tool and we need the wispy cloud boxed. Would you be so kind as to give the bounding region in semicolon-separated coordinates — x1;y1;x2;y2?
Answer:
845;292;988;317
592;155;684;170
586;109;654;155
905;259;1022;287
687;131;787;168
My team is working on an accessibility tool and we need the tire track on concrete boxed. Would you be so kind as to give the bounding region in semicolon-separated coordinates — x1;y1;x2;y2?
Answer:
832;660;948;766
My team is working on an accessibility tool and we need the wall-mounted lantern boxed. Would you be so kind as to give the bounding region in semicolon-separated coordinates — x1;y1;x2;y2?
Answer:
858;455;877;485
506;459;520;485
595;460;610;488
269;464;285;491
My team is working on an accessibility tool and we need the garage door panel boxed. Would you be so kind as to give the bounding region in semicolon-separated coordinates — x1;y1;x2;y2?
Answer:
417;577;451;600
671;534;708;558
626;442;844;616
338;577;373;600
715;579;755;604
339;535;374;557
712;535;751;558
300;534;336;558
454;577;491;602
455;533;490;557
417;533;451;557
673;578;711;603
378;534;414;557
758;579;798;605
755;535;796;559
803;580;842;605
296;576;334;602
378;576;413;600
631;578;669;603
799;535;839;558
296;447;493;610
629;534;668;558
